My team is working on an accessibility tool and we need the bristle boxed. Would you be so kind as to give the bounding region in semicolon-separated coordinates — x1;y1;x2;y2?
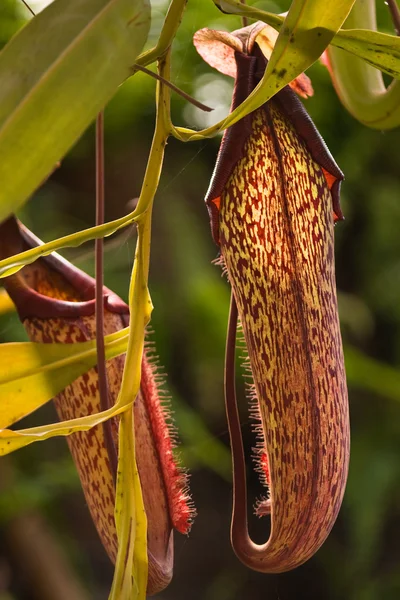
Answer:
212;253;229;279
237;317;271;511
220;254;272;516
141;349;195;535
254;496;271;518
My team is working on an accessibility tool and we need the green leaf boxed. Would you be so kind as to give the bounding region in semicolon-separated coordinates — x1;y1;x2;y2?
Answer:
0;212;134;278
332;28;400;80
176;0;356;140
260;0;356;99
109;410;148;600
107;231;152;599
0;328;129;429
214;0;282;29
215;0;400;80
327;1;400;129
0;0;150;223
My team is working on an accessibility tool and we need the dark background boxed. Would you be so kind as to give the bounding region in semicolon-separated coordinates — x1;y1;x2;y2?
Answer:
1;1;400;599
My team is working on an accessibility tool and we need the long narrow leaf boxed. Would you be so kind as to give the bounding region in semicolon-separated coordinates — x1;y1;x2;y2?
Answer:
332;28;400;80
216;0;400;78
260;0;356;99
0;403;126;455
0;214;134;279
176;0;355;140
0;328;129;428
109;410;148;600
0;0;150;222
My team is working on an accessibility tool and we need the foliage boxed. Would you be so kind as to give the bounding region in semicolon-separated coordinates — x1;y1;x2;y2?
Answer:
0;1;400;599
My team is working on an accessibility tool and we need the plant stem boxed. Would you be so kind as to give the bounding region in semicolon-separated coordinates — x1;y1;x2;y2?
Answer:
20;0;35;17
240;0;249;27
134;64;212;111
387;0;400;36
95;112;117;479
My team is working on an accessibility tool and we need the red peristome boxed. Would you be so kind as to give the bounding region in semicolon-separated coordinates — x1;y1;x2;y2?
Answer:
260;451;270;485
140;355;194;535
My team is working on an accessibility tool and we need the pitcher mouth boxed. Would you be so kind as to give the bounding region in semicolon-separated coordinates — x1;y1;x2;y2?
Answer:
0;217;128;320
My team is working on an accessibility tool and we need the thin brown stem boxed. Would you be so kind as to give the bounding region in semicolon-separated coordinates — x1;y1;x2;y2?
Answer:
387;0;400;36
134;64;213;112
20;0;35;16
224;292;249;544
240;0;249;27
95;112;117;479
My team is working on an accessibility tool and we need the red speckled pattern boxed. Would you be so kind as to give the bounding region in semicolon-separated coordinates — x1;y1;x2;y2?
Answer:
215;102;349;571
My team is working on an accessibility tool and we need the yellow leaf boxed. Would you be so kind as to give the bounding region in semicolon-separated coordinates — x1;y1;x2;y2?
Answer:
109;410;148;600
0;328;128;430
175;0;356;141
0;288;15;314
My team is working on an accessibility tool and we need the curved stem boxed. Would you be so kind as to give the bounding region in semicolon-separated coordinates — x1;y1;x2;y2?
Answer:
224;293;249;542
225;293;271;569
135;0;188;67
110;52;173;599
327;0;400;129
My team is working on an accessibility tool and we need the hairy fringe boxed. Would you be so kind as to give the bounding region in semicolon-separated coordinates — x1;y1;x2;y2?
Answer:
143;333;196;534
236;315;271;515
215;252;271;515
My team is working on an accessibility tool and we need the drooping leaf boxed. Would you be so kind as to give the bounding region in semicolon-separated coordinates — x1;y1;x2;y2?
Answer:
0;328;128;429
215;0;400;78
0;0;150;222
0;388;130;455
259;0;356;100
176;0;355;140
326;0;400;129
109;409;148;600
332;28;400;80
0;214;134;278
108;229;152;599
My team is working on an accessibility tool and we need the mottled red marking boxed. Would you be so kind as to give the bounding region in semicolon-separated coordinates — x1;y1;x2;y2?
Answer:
0;216;195;595
217;102;349;572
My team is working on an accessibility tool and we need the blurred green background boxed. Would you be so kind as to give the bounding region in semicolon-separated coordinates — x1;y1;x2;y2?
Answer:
1;1;400;599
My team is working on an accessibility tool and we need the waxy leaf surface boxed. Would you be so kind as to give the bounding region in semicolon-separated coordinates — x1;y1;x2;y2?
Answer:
0;214;133;279
216;0;400;78
177;0;355;140
0;0;150;222
333;29;400;80
0;329;128;429
260;0;356;99
326;0;400;129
